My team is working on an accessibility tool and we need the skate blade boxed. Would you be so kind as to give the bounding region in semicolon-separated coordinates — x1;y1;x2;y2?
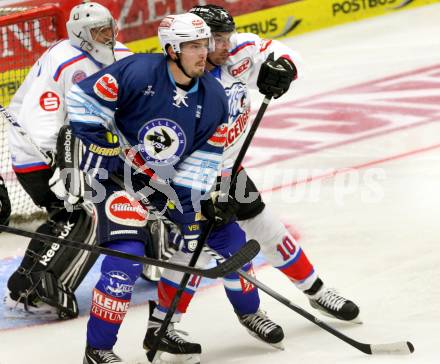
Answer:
3;306;59;320
270;340;285;351
349;315;363;324
3;295;59;320
245;329;285;351
151;351;200;364
313;306;363;325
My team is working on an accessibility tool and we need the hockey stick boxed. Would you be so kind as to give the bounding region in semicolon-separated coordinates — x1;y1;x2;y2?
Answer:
147;96;272;362
113;96;410;357
0;104;53;165
202;246;415;355
0;105;261;277
112;174;412;356
0;224;259;279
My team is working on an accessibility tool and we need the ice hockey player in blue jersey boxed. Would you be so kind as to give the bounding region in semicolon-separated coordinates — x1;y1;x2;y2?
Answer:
143;5;361;362
65;13;229;364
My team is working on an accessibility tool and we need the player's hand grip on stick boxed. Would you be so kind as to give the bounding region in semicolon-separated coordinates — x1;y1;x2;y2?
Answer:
257;52;297;99
201;185;240;227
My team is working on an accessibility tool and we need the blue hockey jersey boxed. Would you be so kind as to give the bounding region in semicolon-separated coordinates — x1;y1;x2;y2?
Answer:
66;53;229;219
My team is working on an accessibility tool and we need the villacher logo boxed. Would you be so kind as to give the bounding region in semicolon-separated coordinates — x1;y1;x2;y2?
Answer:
138;118;186;166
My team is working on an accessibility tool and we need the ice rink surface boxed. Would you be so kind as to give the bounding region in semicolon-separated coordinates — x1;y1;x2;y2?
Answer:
1;4;440;363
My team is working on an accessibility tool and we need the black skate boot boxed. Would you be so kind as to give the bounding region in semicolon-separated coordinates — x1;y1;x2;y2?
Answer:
83;345;124;363
143;318;201;364
306;279;360;322
238;309;285;350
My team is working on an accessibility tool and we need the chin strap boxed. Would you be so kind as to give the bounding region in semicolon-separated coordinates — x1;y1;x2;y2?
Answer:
207;56;219;68
173;54;193;80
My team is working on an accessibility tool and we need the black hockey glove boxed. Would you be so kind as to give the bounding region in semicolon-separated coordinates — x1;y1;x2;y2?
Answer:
0;176;11;226
257;52;297;99
201;181;240;228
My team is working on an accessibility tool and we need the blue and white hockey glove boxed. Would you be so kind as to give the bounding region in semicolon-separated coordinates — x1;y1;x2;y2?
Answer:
167;205;204;254
180;221;202;254
78;129;121;179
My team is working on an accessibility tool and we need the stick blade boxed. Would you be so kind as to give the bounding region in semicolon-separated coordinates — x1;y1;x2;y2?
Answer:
371;341;414;355
205;239;260;278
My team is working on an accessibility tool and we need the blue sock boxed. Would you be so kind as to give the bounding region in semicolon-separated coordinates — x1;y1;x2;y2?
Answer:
86;240;144;349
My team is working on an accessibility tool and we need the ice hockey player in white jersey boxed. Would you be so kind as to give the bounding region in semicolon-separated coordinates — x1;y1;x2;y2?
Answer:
4;2;131;319
193;2;361;325
144;5;361;361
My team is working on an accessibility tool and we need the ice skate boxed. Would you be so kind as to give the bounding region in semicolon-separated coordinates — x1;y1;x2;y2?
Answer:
238;309;285;350
144;319;201;364
308;286;361;323
83;345;124;364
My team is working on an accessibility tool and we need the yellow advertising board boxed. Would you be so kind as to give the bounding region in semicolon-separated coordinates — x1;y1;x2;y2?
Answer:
126;0;439;53
234;0;440;39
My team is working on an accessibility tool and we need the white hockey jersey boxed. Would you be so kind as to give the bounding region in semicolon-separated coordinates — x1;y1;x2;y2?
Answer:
211;32;302;169
7;39;131;173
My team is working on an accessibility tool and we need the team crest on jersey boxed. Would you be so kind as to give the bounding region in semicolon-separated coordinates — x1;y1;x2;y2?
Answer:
105;191;148;227
93;73;119;102
225;82;249;119
228;57;252;77
224;82;250;148
39;91;60;111
72;70;87;84
138;118;186;166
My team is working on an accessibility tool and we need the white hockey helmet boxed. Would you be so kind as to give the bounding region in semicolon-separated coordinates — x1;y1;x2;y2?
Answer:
158;13;214;56
66;2;117;66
